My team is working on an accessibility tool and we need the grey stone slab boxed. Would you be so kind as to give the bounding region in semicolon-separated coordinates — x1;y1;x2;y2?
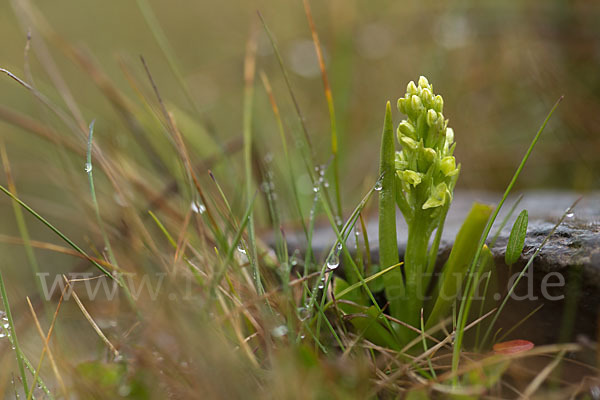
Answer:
284;191;600;281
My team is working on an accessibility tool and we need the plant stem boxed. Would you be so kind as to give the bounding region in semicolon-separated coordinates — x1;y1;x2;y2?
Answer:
403;210;431;329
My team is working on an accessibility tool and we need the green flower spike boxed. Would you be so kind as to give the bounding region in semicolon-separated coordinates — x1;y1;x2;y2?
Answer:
394;76;460;332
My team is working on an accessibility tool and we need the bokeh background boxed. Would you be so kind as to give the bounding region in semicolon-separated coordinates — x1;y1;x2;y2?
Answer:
0;0;599;279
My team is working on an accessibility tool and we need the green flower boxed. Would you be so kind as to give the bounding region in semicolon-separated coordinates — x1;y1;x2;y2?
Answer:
395;76;460;213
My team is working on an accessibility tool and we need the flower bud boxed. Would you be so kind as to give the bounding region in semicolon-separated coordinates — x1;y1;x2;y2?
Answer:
426;109;438;128
433;95;444;113
443;127;454;154
418;76;430;89
397;98;408;115
421;147;436;163
421;88;433;107
398;120;417;140
410;95;424;114
399;135;418;150
406;81;418;96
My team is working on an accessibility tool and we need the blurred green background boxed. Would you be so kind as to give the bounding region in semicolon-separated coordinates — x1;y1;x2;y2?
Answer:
0;0;599;249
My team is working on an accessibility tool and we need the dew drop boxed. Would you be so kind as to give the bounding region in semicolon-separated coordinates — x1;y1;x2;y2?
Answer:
374;179;383;191
271;324;288;338
313;185;320;193
566;212;574;218
298;306;311;321
191;201;206;214
237;246;247;255
318;282;325;290
336;242;343;251
84;162;93;173
327;252;340;270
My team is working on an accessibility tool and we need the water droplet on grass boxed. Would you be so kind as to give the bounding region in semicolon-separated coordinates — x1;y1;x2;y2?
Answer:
327;252;340;270
566;212;574;218
84;162;92;173
271;325;288;338
191;201;206;214
374;179;383;191
298;306;311;321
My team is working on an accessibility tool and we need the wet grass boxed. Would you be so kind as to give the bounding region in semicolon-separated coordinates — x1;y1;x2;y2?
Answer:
0;1;597;399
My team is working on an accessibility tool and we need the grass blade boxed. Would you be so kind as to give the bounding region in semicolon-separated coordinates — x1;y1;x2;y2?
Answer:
0;185;116;280
0;271;29;397
303;0;343;221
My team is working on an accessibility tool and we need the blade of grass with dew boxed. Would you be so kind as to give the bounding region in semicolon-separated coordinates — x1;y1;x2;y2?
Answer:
480;197;581;348
258;11;340;225
0;268;29;397
299;281;345;352
210;192;258;295
378;101;404;322
331;262;402;305
257;11;315;158
259;71;309;245
451;96;563;383
86;121;121;270
314;183;401;343
311;183;377;340
303;0;342;221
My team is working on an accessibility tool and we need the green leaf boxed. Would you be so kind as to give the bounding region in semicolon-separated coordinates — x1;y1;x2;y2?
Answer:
426;203;493;330
505;210;528;266
378;101;404;318
347;306;401;351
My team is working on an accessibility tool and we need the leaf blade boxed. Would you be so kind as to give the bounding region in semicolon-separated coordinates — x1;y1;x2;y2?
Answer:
505;209;528;266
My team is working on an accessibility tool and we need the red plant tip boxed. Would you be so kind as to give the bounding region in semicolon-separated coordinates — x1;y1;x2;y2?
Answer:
493;339;534;355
